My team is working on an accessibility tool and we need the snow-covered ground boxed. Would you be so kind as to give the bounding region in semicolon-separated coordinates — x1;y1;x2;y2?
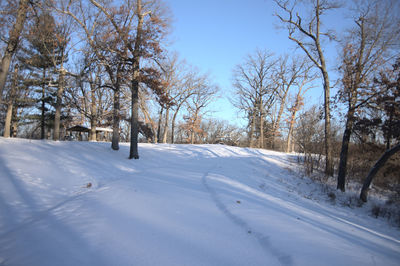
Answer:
0;137;399;266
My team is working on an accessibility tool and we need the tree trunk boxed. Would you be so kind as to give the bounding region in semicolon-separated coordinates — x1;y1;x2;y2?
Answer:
273;89;289;150
41;68;46;140
111;88;120;150
129;79;139;159
286;108;297;153
156;107;164;143
315;9;334;176
259;101;264;149
53;67;65;141
171;108;180;144
128;0;145;159
4;64;18;138
0;0;29;100
162;107;170;143
249;110;256;148
360;143;400;202
321;68;333;176
337;108;355;191
89;82;97;141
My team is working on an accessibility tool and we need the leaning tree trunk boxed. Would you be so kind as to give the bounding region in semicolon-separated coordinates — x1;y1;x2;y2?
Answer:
0;0;29;100
4;64;18;137
360;143;400;202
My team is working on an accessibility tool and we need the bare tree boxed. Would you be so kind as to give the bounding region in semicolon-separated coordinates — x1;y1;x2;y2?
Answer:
271;55;311;149
275;0;340;176
182;75;218;144
285;66;315;153
89;0;169;159
336;0;400;191
232;49;277;148
170;68;201;144
56;0;129;148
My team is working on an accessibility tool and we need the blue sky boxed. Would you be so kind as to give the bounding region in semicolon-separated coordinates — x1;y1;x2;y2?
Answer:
164;0;348;127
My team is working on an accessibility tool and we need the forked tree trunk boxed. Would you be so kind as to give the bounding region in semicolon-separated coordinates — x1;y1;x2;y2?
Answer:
360;143;400;202
0;0;29;100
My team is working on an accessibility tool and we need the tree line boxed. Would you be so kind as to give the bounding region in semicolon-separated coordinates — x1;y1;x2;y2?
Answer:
0;0;229;158
231;0;399;199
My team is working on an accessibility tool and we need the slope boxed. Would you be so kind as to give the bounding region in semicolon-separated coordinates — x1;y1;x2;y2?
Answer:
0;138;399;266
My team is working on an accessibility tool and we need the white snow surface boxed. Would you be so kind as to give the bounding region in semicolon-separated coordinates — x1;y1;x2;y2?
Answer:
0;137;399;266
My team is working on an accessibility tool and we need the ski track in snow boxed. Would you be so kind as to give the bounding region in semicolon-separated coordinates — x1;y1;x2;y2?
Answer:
201;163;293;266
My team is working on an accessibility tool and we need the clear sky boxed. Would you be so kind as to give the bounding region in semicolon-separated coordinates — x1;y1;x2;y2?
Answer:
164;0;349;127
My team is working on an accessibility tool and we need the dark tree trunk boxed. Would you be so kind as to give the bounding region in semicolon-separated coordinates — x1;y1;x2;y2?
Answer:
360;143;400;202
129;79;139;159
0;0;29;100
129;80;139;159
337;109;355;191
111;88;120;150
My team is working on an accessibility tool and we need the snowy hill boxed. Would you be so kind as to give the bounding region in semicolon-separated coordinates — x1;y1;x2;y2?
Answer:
0;138;399;266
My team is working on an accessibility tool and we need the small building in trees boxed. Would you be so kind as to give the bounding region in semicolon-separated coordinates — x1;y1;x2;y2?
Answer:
66;125;113;142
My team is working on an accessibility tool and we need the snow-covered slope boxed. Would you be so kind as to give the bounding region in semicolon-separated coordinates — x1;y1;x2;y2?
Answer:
0;138;399;266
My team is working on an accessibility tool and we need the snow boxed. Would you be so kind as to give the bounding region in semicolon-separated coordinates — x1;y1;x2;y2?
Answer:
0;137;399;266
